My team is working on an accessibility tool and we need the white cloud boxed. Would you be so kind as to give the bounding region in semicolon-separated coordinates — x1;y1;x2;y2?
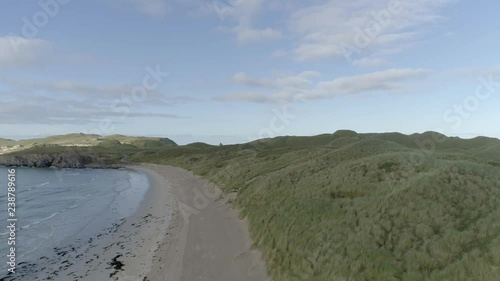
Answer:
352;57;388;67
0;36;52;70
4;78;193;107
222;0;265;24
213;92;276;104
317;68;428;96
0;77;192;124
217;68;428;103
232;72;274;88
293;43;343;62
233;26;282;43
0;102;186;125
216;0;283;43
289;0;454;63
8;79;130;96
232;71;320;89
113;0;168;18
275;71;320;90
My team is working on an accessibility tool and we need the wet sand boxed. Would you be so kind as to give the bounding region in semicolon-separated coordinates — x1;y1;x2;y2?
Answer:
4;164;269;281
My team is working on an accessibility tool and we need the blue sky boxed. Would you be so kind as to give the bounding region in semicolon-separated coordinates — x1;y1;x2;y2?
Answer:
1;0;499;144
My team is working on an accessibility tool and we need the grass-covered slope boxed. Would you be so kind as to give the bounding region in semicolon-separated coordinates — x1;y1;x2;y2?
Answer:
131;131;500;281
0;133;177;155
3;131;500;280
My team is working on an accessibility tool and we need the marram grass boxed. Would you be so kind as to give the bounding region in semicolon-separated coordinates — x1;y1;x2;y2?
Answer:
133;132;500;281
7;131;500;281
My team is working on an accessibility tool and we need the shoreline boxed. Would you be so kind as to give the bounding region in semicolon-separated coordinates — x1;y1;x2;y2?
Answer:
55;165;177;280
142;164;270;281
67;163;270;281
1;166;175;281
3;164;269;280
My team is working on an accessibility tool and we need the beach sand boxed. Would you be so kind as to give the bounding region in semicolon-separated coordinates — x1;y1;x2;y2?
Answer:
143;164;270;281
11;164;269;281
7;165;270;281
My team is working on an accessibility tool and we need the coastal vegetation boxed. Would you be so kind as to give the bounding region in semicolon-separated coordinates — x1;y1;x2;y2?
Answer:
2;131;500;280
0;134;176;156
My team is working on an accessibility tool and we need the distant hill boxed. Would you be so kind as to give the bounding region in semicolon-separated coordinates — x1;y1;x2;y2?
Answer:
183;142;217;149
0;138;15;146
244;131;500;153
0;133;177;155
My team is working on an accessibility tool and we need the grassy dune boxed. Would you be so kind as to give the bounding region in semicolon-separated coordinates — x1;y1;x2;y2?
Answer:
131;131;500;281
4;131;500;280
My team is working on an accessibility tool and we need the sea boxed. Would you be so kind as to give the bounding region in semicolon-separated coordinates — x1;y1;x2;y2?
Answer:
0;167;149;279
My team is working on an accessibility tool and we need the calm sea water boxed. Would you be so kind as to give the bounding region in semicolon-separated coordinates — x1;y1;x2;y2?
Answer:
0;167;149;274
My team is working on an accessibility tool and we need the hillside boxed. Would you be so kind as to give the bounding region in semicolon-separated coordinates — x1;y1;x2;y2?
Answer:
2;131;500;280
0;133;177;155
130;131;500;281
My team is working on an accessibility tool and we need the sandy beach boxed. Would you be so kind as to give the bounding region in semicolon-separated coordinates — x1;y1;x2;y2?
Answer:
143;164;270;281
9;164;269;280
113;164;270;280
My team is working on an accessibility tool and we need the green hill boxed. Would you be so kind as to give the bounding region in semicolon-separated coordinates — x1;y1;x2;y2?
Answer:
183;142;216;149
131;130;500;281
0;133;177;155
0;138;15;146
3;130;500;281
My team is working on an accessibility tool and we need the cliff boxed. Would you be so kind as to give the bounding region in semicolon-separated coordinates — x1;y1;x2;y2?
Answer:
0;152;105;168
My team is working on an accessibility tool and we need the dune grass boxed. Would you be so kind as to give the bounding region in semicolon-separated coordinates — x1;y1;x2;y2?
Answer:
131;131;500;281
5;131;500;280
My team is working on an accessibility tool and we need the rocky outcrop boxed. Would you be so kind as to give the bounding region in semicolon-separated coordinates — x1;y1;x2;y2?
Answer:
0;152;105;168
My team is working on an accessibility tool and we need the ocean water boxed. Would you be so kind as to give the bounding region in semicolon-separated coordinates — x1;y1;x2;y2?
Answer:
0;167;149;276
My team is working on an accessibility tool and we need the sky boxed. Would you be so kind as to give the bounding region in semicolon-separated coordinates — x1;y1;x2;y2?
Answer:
1;0;499;145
